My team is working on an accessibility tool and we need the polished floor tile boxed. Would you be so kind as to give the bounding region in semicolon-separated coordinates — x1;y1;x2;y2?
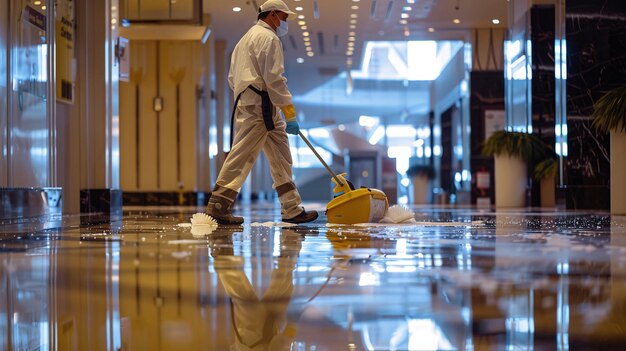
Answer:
1;203;626;350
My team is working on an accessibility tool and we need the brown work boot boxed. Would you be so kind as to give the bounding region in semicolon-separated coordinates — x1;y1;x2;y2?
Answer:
283;209;319;224
206;197;244;225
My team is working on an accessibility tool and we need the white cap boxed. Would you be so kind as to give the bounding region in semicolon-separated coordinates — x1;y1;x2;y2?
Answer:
259;0;297;20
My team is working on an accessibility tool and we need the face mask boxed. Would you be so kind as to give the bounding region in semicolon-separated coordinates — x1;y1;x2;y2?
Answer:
273;12;288;37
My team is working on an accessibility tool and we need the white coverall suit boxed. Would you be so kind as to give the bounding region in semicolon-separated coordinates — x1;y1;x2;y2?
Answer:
212;20;303;219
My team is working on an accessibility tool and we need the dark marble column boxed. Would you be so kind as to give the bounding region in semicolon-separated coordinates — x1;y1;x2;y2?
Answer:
531;5;557;207
565;0;626;210
469;71;505;205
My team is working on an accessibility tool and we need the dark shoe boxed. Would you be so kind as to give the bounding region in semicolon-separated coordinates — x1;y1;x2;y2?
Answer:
283;209;319;224
206;198;244;225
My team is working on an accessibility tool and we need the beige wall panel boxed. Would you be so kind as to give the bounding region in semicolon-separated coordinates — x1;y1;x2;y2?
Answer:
179;49;198;192
472;28;506;71
119;79;138;190
140;0;170;20
139;41;159;190
158;42;180;190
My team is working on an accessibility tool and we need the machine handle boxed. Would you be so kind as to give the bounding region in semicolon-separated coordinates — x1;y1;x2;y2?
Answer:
298;131;344;186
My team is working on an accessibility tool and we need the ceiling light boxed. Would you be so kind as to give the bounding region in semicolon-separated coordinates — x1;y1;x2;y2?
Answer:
350;19;357;24
41;5;46;9
401;13;409;19
348;42;355;47
298;15;305;19
34;0;41;4
307;52;314;57
303;37;310;41
304;41;311;46
351;5;359;10
350;25;356;29
306;46;312;51
349;32;356;36
407;0;415;3
352;0;360;2
348;37;355;41
301;25;308;30
492;19;500;24
428;27;435;32
399;19;408;24
232;6;241;12
346;51;353;56
298;20;306;25
403;6;412;11
453;18;461;24
350;14;358;18
297;58;304;63
302;31;310;36
295;6;303;11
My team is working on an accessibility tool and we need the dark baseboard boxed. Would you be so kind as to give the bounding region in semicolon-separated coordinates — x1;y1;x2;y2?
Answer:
122;191;211;206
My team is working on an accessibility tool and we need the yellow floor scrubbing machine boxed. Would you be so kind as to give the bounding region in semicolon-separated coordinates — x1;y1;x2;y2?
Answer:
299;132;388;224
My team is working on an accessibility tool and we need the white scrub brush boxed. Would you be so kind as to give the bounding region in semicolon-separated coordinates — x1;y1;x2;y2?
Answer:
190;213;218;236
380;205;416;224
191;213;217;226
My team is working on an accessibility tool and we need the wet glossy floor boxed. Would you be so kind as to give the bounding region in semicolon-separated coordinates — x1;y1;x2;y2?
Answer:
1;202;626;350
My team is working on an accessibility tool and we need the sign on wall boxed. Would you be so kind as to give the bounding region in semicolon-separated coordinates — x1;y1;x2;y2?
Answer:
56;0;75;104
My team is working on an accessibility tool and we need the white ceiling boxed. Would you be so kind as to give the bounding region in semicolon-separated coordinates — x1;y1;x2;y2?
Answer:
204;0;509;127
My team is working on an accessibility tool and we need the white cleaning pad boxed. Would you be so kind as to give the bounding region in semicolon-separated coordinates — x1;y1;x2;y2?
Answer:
189;213;218;236
380;205;417;224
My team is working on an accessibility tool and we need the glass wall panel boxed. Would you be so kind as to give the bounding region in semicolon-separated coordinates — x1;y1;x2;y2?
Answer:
0;0;7;185
9;0;50;186
505;0;533;132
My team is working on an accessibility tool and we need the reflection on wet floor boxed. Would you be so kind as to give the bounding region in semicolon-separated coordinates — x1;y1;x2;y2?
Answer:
1;204;626;350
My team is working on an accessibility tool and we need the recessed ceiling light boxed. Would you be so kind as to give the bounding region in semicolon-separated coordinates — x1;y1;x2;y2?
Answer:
298;15;305;19
428;27;435;32
232;6;241;12
42;5;47;10
453;18;461;24
295;6;303;11
350;19;357;24
348;42;355;47
302;31;310;36
352;0;360;2
403;6;412;11
297;58;304;63
492;19;500;24
350;25;356;29
351;14;358;18
303;37;310;41
301;25;308;30
307;52;314;57
349;31;356;36
351;5;359;10
306;46;312;51
298;20;306;25
399;19;408;24
401;13;409;19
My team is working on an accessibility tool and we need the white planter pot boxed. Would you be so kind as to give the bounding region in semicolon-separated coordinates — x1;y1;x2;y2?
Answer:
611;131;626;215
412;175;430;204
540;174;556;208
494;153;527;208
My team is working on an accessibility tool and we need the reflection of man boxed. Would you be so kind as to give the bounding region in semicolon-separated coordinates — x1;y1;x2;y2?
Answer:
211;230;303;351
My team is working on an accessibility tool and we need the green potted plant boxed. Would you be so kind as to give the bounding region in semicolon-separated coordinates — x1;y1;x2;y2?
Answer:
406;164;435;204
591;86;626;215
483;131;551;208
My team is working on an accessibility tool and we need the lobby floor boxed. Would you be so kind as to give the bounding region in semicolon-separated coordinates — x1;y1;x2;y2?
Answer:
1;202;626;350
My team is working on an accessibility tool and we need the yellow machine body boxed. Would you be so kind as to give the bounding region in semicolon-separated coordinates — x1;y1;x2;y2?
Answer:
326;187;389;224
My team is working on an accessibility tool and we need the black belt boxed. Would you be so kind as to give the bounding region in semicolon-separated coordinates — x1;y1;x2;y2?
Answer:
229;85;276;147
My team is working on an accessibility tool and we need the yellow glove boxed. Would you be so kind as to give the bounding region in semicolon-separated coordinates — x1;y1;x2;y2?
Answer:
281;104;297;122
